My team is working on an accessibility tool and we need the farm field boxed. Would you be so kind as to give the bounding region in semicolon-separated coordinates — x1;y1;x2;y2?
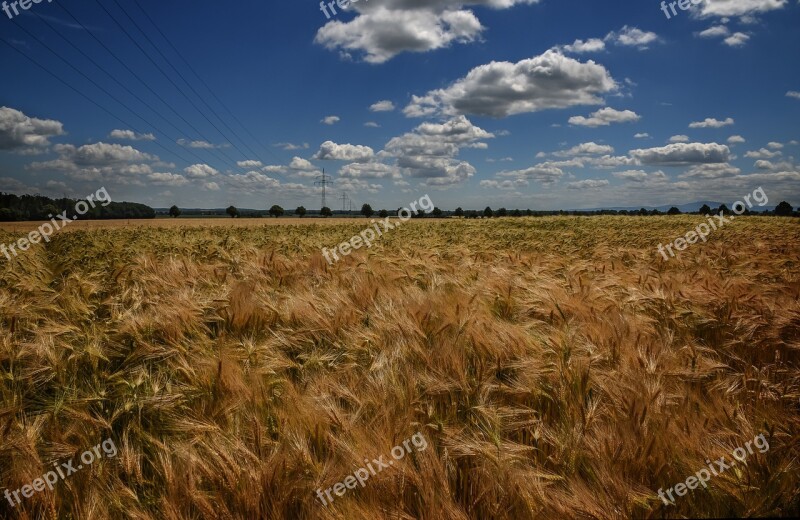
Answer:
1;217;799;519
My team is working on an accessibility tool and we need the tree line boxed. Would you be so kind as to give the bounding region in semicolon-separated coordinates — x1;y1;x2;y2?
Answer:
191;201;798;219
0;193;155;221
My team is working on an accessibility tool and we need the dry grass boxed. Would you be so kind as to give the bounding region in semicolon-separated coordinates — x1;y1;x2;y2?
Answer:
1;216;799;519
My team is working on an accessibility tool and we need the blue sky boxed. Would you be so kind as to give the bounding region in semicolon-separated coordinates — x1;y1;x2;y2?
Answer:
1;0;799;210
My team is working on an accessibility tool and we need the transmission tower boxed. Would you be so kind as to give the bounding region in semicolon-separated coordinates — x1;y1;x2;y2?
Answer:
314;169;332;209
339;192;348;212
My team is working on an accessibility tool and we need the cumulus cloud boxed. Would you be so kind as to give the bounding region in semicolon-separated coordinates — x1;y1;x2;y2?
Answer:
567;179;609;189
313;141;375;162
698;0;788;18
669;135;690;143
382;115;492;185
109;129;156;141
697;25;731;38
184;163;219;178
315;1;539;63
237;160;263;168
177;139;228;149
745;147;782;159
612;169;649;182
274;142;310;151
496;164;564;184
787;91;800;100
552;142;615;157
629;142;731;165
678;163;742;179
0;106;64;152
568;107;641;127
634;133;650;139
689;117;735;128
404;50;617;118
321;116;341;125
369;100;396;112
605;26;659;49
724;32;750;46
728;135;746;144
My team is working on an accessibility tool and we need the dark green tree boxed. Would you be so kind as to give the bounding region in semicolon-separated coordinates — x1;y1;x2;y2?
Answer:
226;206;239;218
483;207;494;218
454;207;464;217
269;205;285;218
320;206;333;218
169;205;181;218
776;201;794;216
667;207;681;215
361;204;374;218
294;206;307;218
378;209;389;218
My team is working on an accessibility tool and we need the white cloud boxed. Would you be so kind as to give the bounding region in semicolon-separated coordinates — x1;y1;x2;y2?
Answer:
177;139;228;149
553;142;615;157
745;147;782;159
634;133;650;139
313;141;375;162
568;107;641;127
405;50;617;118
697;25;731;38
612;169;649;182
724;32;750;46
237;160;263;168
605;26;658;49
567;179;609;189
786;91;800;99
629;142;731;165
767;141;784;150
559;38;606;54
315;1;540;64
669;135;690;143
274;142;310;151
699;0;788;18
184;163;219;178
0;106;64;152
321;116;341;125
109;129;156;141
727;135;746;144
364;122;381;128
370;100;396;112
689;117;735;128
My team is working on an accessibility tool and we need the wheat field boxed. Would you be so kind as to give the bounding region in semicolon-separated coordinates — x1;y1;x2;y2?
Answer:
1;217;799;519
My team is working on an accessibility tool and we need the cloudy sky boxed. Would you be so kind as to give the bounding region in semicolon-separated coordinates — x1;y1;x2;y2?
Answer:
1;0;799;210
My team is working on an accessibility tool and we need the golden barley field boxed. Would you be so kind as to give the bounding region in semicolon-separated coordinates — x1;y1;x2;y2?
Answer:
1;216;799;519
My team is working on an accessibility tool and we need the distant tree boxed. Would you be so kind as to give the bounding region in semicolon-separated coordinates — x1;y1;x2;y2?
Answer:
0;208;13;222
378;209;389;218
618;210;629;216
484;206;494;218
414;210;426;219
667;207;681;215
650;209;662;216
169;205;181;218
361;204;374;218
638;208;649;216
43;204;59;217
269;205;284;218
432;207;443;218
776;201;794;216
699;204;712;215
454;207;464;217
716;204;730;215
525;209;533;216
320;206;333;218
497;207;508;217
294;206;307;218
511;209;522;217
226;206;239;218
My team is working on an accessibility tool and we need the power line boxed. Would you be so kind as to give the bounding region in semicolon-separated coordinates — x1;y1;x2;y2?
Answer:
111;0;267;165
130;0;280;163
89;0;269;176
27;10;231;170
315;170;332;210
0;36;194;167
53;0;250;174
